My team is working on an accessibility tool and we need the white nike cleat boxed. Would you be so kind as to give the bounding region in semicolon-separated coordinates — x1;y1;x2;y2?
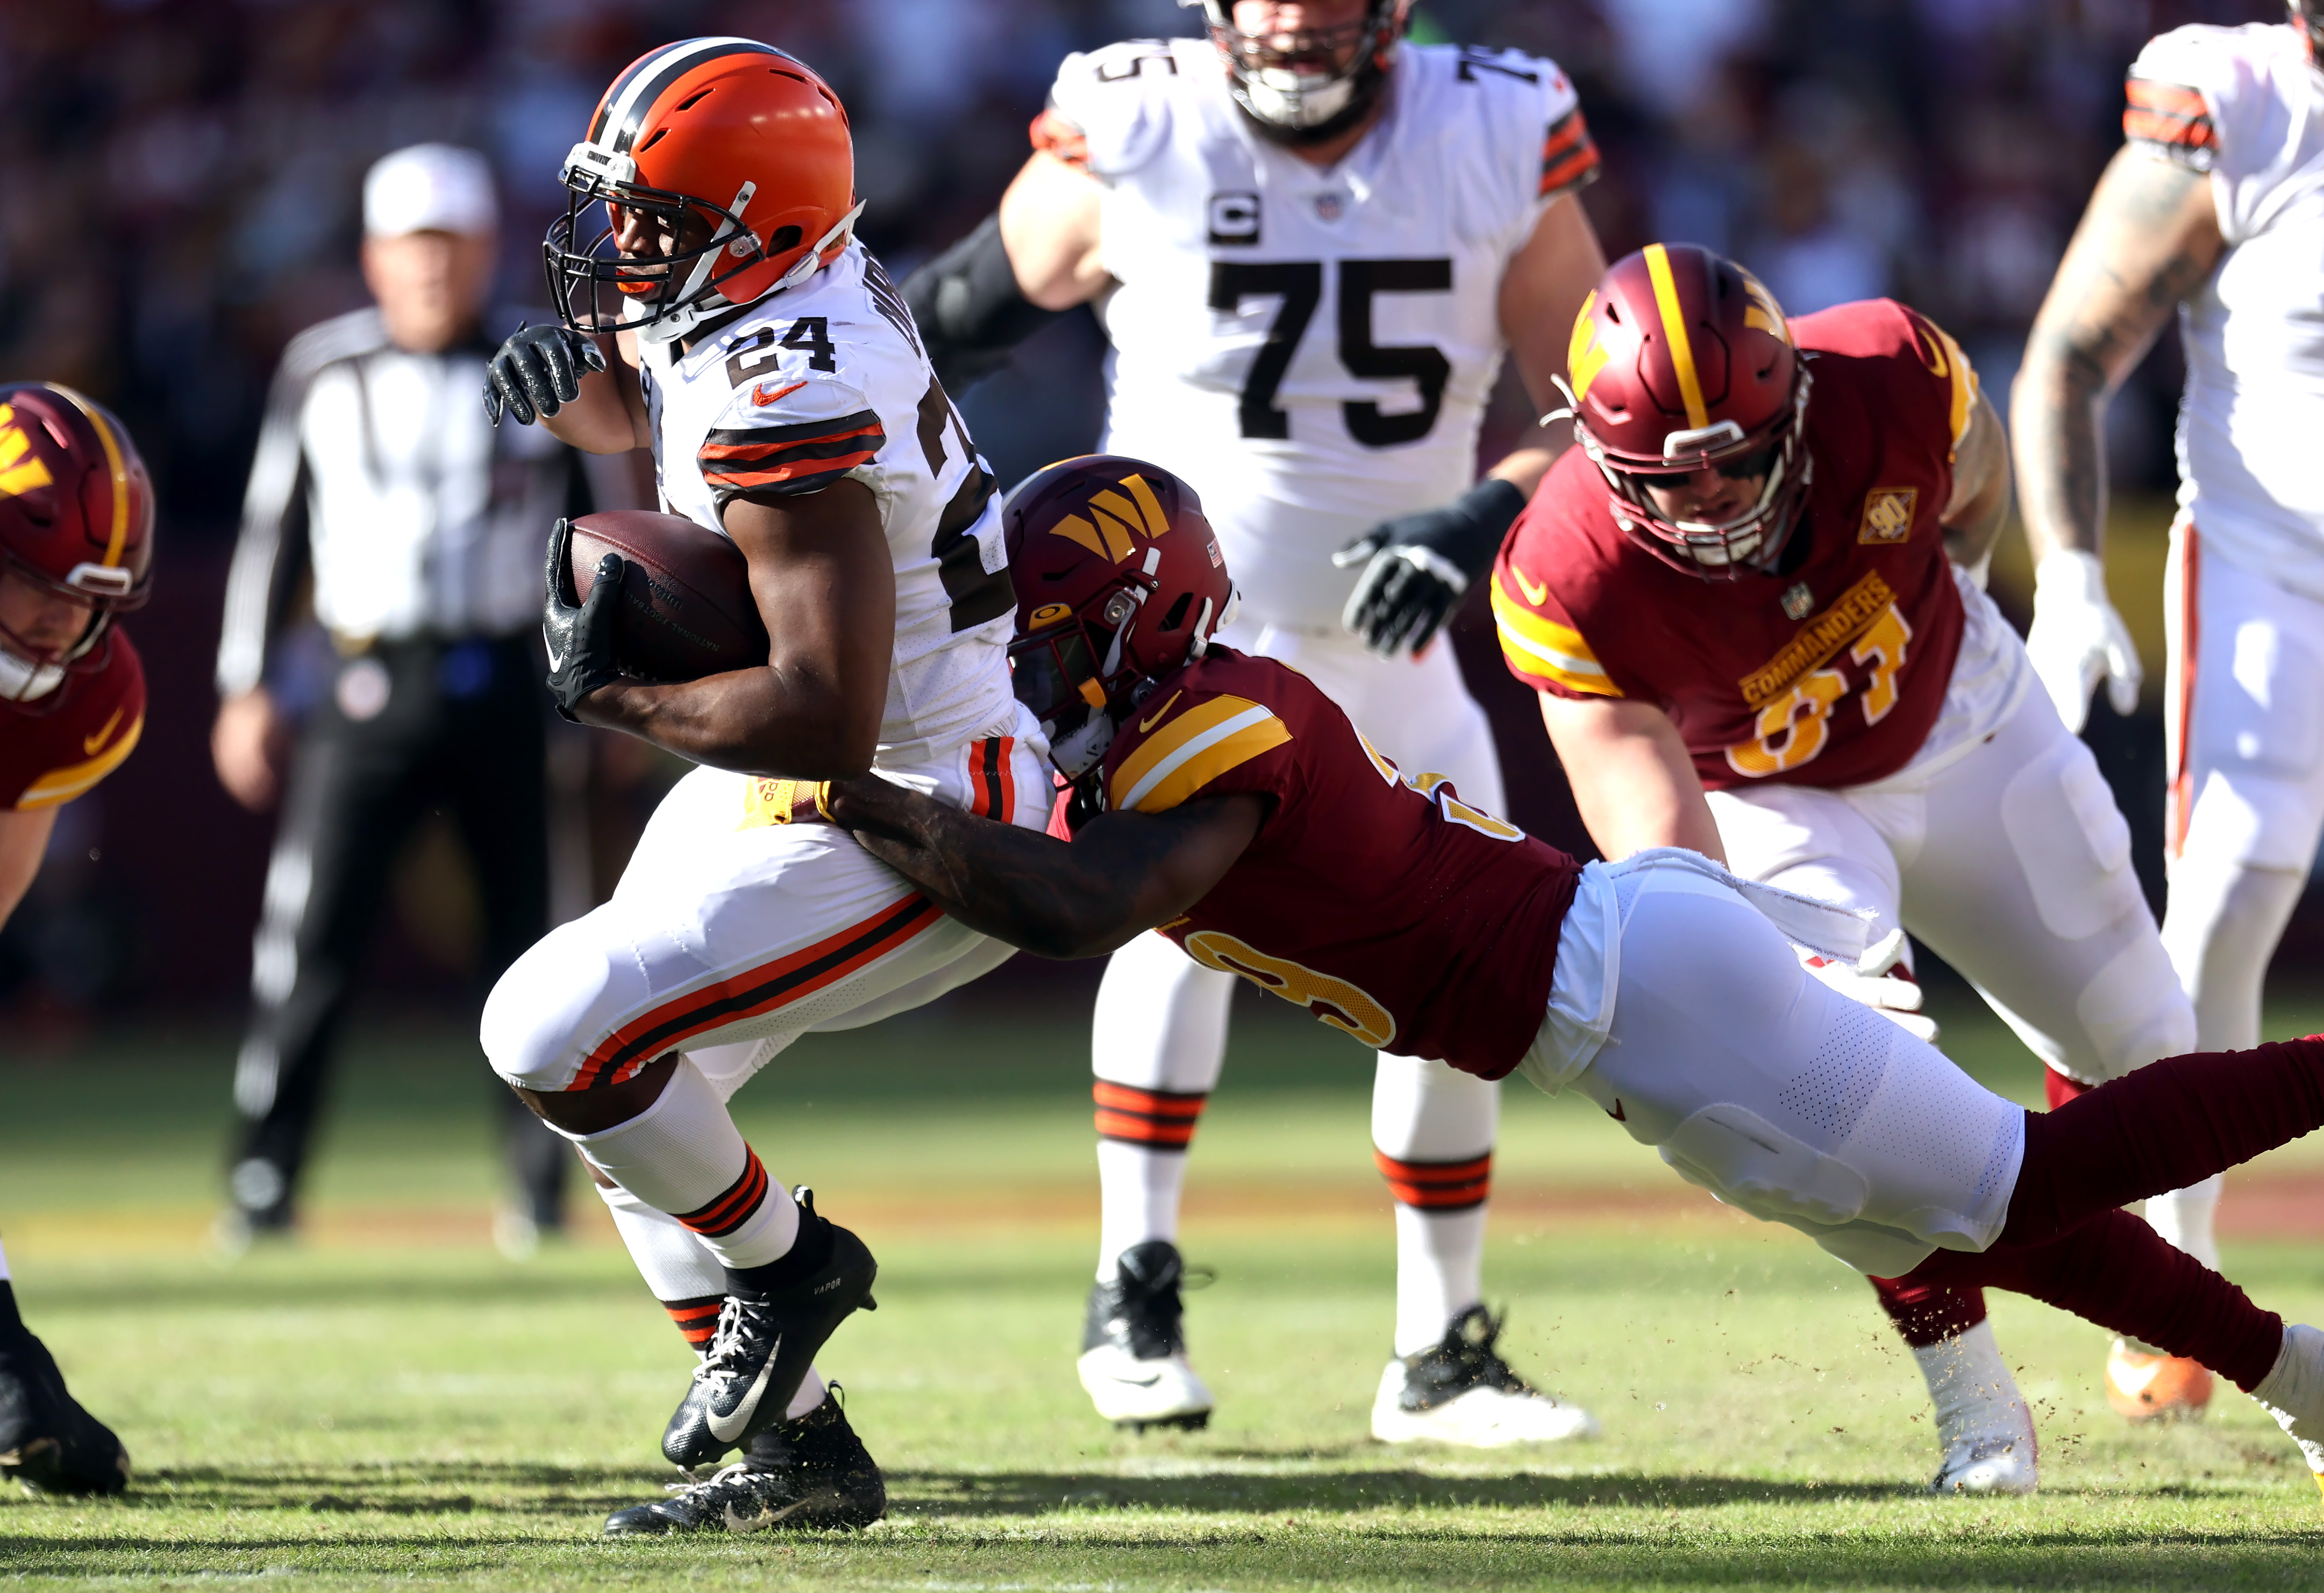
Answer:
1370;1306;1599;1447
1078;1240;1212;1431
1918;1322;2037;1495
2250;1323;2324;1509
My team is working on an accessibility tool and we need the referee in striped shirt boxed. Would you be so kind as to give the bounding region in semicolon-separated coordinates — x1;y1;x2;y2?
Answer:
211;146;589;1255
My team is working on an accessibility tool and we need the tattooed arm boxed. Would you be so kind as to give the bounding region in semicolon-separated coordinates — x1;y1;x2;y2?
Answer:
821;777;1264;959
2012;145;2225;562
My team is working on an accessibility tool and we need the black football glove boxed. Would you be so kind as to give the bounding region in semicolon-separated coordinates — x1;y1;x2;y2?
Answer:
484;321;607;426
543;517;624;721
1334;477;1530;658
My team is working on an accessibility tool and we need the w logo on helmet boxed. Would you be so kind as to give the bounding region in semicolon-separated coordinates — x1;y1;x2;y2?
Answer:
1051;473;1172;564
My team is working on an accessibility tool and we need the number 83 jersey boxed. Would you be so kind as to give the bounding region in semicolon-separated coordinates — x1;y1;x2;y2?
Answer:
638;241;1018;768
1038;37;1599;632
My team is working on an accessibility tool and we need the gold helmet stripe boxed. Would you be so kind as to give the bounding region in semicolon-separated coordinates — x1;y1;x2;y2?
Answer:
47;384;130;567
1641;244;1709;433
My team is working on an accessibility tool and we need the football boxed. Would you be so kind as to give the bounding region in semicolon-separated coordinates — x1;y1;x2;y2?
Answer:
564;510;769;684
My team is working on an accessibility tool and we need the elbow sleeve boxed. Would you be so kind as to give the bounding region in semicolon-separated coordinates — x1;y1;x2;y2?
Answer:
902;213;1066;391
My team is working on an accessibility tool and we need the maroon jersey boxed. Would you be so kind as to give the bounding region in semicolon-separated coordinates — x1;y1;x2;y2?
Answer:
1;631;145;810
1493;298;1980;791
1098;647;1581;1078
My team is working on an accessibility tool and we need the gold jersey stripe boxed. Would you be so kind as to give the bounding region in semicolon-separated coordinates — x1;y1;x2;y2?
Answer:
1642;244;1709;432
1111;696;1290;813
17;710;142;810
1489;577;1622;697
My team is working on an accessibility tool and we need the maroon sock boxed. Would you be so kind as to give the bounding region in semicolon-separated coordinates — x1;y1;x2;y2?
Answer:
1867;1274;1988;1348
2006;1036;2324;1246
1899;1210;2283;1390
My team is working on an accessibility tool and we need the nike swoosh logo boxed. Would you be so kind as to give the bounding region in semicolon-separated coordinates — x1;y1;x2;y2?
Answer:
1138;690;1183;733
1512;565;1548;605
545;641;566;672
752;380;807;408
82;706;123;756
1607;1098;1626;1122
705;1357;776;1443
1102;1371;1164;1388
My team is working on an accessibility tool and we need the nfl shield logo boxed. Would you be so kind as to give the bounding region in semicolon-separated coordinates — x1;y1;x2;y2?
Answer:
1781;582;1814;620
1858;487;1917;544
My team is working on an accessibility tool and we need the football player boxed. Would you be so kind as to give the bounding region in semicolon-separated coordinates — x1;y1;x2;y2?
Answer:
2013;2;2324;1421
810;452;2324;1504
1487;244;2204;1492
477;40;1045;1537
903;0;1609;1444
0;381;150;1497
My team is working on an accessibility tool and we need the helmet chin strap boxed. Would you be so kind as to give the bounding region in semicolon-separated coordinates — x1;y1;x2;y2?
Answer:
0;641;65;702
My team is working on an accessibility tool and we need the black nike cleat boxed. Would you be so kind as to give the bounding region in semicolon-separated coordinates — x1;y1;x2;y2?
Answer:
660;1190;877;1470
1371;1305;1598;1447
607;1387;885;1535
0;1329;130;1497
1076;1239;1212;1431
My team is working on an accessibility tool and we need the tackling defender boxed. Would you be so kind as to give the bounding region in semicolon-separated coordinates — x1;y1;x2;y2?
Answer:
1488;244;2203;1490
0;381;151;1497
2014;2;2324;1419
478;40;1045;1537
904;0;1609;1443
812;451;2324;1503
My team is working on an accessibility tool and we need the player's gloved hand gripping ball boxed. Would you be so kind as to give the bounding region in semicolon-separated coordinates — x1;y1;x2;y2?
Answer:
1335;477;1529;657
484;322;608;426
542;517;623;720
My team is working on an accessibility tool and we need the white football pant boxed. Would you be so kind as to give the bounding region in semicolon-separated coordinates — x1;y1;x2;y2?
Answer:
482;719;1049;1333
1709;677;2203;1269
2154;525;2324;1265
1093;621;1507;1358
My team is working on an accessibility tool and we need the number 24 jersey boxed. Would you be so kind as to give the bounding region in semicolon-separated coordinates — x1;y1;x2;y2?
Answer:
1038;37;1599;631
636;241;1018;768
1095;647;1580;1078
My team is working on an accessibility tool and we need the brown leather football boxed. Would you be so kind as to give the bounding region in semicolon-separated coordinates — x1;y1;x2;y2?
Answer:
565;510;769;683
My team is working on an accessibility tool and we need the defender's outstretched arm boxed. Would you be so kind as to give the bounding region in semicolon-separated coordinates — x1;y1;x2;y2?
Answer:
824;780;1263;960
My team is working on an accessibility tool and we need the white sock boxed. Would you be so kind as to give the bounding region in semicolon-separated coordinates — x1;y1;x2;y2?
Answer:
1095;1141;1189;1282
2146;1175;2223;1272
2251;1324;2324;1469
568;1059;799;1272
1392;1203;1486;1359
596;1180;725;1301
1915;1320;2029;1448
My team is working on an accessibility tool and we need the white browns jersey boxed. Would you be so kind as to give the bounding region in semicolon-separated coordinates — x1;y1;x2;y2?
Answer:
1036;38;1599;631
636;241;1018;767
2130;24;2324;599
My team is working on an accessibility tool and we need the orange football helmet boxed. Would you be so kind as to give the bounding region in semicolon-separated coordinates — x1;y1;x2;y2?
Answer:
547;37;860;345
0;382;153;705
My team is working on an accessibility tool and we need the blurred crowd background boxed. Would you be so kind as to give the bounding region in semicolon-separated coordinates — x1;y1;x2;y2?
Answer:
0;0;2287;1031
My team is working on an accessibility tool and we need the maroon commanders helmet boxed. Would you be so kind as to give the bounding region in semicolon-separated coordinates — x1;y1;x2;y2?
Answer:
0;382;154;703
1563;244;1812;579
1002;455;1238;779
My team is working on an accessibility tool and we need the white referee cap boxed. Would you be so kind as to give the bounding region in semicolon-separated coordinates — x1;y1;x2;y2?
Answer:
364;144;498;239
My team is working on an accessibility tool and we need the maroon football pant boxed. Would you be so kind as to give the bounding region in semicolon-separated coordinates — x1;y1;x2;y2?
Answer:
1868;1037;2324;1392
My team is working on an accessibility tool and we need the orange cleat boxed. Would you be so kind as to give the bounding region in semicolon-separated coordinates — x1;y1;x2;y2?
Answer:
2106;1339;2214;1421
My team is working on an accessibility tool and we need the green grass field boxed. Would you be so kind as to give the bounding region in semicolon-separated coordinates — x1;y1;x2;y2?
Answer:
3;981;2323;1589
